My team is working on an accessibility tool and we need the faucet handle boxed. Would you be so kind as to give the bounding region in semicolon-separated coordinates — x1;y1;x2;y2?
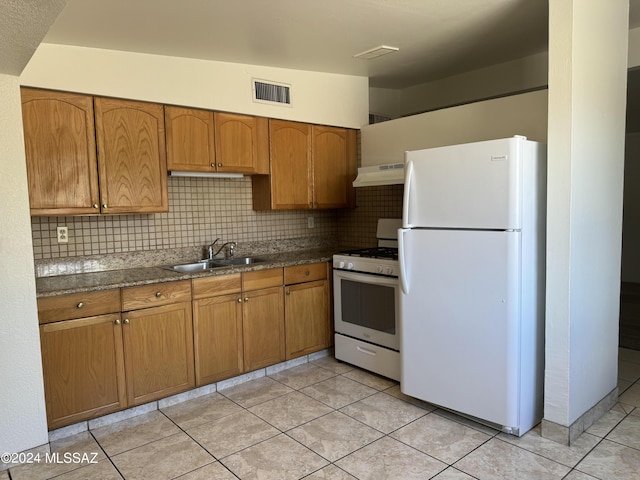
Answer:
229;242;237;258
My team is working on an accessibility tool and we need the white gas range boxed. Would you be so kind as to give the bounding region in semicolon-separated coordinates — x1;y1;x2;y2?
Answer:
332;219;401;380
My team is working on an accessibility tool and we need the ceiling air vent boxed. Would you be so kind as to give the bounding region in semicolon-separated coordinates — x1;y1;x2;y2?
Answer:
252;79;292;106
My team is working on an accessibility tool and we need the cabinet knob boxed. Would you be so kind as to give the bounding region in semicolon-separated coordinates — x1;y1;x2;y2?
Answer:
115;319;121;325
237;298;243;303
218;163;223;167
155;292;162;298
77;302;84;309
102;204;107;209
305;270;310;276
123;318;130;325
211;163;215;167
244;297;249;302
286;290;291;296
92;203;99;209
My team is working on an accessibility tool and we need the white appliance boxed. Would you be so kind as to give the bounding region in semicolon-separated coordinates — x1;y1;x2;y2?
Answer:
333;219;402;380
398;136;546;436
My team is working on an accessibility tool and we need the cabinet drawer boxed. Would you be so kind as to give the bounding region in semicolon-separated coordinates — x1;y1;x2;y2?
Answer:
122;280;191;311
242;268;283;291
284;263;327;285
192;274;242;300
38;289;121;324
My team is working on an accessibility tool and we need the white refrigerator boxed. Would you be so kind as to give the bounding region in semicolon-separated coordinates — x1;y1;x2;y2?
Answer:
398;136;546;436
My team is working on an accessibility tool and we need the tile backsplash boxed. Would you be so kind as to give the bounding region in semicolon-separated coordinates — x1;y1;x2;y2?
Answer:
31;176;404;263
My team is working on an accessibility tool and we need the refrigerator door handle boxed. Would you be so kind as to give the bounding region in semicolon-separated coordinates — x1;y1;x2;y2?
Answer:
402;159;414;228
398;228;409;294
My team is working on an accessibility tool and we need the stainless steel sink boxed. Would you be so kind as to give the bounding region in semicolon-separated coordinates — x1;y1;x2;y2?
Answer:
165;257;267;273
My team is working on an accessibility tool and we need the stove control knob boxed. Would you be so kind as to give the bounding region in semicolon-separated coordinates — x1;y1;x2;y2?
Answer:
338;261;345;269
376;266;383;274
385;266;394;275
347;262;354;270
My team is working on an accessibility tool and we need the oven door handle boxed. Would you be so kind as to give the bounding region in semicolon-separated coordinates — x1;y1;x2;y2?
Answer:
398;228;409;294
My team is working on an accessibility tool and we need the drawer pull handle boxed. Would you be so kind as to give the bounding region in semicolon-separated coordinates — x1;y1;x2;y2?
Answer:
123;319;130;325
114;319;121;325
77;302;84;309
155;292;162;298
356;346;376;356
305;270;310;276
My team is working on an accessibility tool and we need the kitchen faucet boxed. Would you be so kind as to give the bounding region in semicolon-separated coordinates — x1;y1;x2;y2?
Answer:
207;238;237;260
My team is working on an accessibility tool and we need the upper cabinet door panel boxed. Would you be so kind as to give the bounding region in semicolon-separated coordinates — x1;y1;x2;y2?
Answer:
21;88;100;216
95;97;168;214
165;106;215;172
313;126;351;209
269;120;312;209
214;112;268;174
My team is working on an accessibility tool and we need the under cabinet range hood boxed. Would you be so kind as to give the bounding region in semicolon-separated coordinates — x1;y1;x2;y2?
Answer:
352;163;404;187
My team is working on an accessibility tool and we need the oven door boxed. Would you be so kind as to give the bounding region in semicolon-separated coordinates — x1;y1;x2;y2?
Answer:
333;269;399;351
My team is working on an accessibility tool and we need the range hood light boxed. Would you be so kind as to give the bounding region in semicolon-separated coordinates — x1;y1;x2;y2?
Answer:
169;171;244;179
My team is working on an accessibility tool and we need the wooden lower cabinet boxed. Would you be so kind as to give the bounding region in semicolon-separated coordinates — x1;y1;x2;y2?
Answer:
193;293;244;385
122;302;195;406
39;313;126;430
242;286;285;371
284;263;330;359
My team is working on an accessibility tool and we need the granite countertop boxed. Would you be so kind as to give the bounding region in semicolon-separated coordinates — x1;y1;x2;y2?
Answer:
36;248;336;297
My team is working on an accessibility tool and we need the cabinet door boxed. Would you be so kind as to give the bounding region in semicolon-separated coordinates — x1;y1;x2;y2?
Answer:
243;286;285;371
313;126;357;209
21;88;100;216
268;120;312;209
214;112;268;174
285;280;329;359
122;302;194;406
40;314;126;429
193;293;243;385
165;105;215;172
94;97;168;213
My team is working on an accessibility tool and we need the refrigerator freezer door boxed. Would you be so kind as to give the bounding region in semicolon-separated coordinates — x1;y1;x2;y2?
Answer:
400;229;521;429
403;137;523;230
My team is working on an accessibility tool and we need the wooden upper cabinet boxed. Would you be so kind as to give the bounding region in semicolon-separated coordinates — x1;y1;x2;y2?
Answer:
252;120;357;210
165;107;268;175
214;112;269;174
94;97;168;214
21;88;100;215
313;126;357;209
165;105;215;172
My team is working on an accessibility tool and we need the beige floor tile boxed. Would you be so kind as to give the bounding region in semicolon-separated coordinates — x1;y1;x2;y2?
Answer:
160;392;243;430
341;368;398;390
454;438;571;479
221;434;328;480
288;411;383;462
498;425;600;467
619;360;640;382
606;413;640;449
586;407;627;437
218;376;294;408
311;356;355;374
339;391;426;433
0;470;8;480
431;467;477;479
391;413;491;464
110;432;213;480
52;459;123;479
335;436;447;480
618;382;640;407
92;410;181;456
300;375;377;409
174;461;238;479
563;471;600;480
576;438;640;480
619;347;640;365
9;431;107;480
187;410;279;458
383;384;438;411
248;391;333;431
618;378;633;394
305;464;357;479
268;362;336;389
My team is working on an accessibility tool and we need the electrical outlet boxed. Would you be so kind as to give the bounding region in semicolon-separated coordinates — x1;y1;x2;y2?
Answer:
307;216;315;229
56;226;69;244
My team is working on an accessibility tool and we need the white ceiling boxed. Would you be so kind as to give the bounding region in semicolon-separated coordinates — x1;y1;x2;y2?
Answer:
41;0;555;89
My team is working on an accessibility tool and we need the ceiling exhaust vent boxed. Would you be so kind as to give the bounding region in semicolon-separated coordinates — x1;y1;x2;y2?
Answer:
252;79;292;106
